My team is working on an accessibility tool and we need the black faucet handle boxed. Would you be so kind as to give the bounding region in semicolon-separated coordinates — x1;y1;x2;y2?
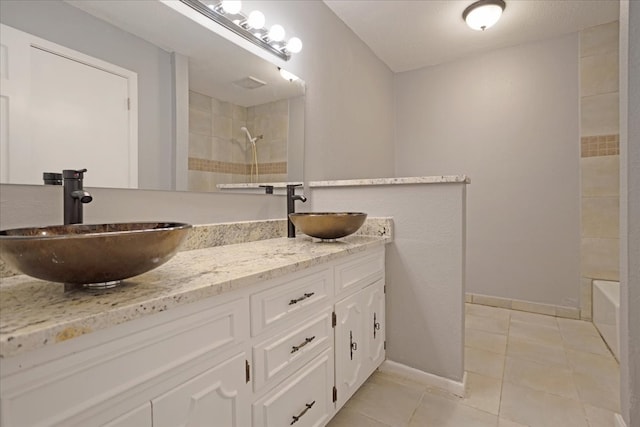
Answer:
62;169;88;179
259;185;274;194
286;183;303;189
43;172;63;185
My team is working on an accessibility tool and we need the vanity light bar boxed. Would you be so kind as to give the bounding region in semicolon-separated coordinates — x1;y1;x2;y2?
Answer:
180;0;302;61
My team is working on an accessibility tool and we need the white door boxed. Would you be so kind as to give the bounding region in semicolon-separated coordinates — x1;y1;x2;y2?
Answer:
151;352;250;427
334;290;366;410
0;24;138;188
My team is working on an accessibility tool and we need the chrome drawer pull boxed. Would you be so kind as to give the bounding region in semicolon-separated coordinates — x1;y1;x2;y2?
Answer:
290;400;316;425
291;336;316;353
289;292;315;305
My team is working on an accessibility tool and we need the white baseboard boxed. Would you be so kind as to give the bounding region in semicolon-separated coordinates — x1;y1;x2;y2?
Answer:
614;413;627;427
466;293;581;319
379;360;466;397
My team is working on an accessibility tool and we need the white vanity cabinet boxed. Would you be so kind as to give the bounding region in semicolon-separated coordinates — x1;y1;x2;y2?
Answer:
0;244;386;427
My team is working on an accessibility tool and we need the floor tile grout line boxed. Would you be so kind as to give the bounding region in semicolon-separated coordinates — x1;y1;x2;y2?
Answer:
497;310;511;421
360;411;394;427
406;389;427;425
465;343;508;358
561;323;584;399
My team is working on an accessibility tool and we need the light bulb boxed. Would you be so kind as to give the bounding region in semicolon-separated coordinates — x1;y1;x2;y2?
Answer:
268;24;285;42
221;0;242;15
279;68;298;82
247;10;265;29
286;37;302;53
464;2;504;31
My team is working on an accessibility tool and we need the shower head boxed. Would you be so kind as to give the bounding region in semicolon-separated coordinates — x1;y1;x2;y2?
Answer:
241;127;263;144
241;126;255;143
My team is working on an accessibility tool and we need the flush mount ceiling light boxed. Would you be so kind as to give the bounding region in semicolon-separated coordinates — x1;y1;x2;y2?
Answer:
463;0;506;31
180;0;302;61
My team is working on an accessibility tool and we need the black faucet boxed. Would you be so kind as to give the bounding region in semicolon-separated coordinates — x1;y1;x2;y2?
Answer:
63;169;93;225
287;184;307;238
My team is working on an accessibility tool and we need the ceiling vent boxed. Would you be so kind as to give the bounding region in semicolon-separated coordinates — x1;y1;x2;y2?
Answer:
232;76;267;90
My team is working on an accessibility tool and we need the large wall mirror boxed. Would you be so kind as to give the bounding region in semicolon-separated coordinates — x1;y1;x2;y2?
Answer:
0;0;305;192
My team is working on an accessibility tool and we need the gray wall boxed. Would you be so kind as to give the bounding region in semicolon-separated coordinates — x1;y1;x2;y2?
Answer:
0;0;174;190
308;183;467;383
620;1;639;425
394;34;581;309
262;1;396;181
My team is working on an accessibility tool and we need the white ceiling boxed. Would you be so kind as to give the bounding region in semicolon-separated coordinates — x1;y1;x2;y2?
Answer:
323;0;619;73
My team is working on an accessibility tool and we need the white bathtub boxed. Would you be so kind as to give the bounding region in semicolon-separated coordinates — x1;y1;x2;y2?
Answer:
593;280;620;361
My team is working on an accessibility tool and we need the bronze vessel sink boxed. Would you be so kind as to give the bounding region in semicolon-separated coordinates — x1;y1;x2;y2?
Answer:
288;213;367;240
0;222;191;286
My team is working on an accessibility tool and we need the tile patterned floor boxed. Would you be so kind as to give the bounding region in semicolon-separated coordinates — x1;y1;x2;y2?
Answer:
327;303;620;427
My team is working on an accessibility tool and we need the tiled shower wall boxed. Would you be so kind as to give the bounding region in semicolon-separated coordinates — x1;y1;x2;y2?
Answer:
580;21;620;319
188;91;288;192
246;100;289;182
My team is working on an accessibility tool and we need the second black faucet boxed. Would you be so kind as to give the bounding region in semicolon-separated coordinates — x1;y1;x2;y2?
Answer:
286;184;307;238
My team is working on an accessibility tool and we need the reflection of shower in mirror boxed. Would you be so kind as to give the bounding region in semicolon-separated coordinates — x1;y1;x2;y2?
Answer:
240;127;263;182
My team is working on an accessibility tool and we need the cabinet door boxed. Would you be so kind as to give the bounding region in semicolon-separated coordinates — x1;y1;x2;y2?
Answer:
103;402;152;427
152;352;250;427
364;280;385;372
334;290;366;409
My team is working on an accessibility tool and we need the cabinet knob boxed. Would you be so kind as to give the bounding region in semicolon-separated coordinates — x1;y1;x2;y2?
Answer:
350;330;358;360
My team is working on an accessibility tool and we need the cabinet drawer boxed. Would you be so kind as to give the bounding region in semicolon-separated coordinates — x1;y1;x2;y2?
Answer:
253;309;333;393
250;269;332;336
334;247;384;296
252;348;334;427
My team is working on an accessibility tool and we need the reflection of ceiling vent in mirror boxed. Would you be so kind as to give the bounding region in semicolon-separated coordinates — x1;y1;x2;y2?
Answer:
232;76;267;90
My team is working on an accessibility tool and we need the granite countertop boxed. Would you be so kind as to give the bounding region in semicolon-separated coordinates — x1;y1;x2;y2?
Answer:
309;175;470;187
0;235;389;359
217;181;303;189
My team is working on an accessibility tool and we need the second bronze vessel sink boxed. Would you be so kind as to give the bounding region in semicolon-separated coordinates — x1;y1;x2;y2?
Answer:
288;212;367;240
